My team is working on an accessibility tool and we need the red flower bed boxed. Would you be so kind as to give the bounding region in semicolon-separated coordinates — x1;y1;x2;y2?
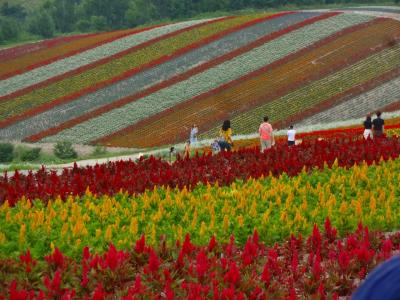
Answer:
297;122;400;139
1;221;399;299
0;33;96;62
1;136;400;206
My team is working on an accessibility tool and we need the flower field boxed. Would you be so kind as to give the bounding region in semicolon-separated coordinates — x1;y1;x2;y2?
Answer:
30;13;378;144
101;19;400;147
2;7;400;298
0;9;399;148
0;11;320;140
2;131;400;297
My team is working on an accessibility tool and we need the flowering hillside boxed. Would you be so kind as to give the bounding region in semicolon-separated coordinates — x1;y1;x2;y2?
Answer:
1;128;400;298
0;8;399;148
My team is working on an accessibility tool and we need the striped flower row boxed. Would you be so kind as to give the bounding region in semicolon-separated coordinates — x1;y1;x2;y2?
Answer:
0;15;254;122
106;18;397;148
0;12;311;140
0;33;96;62
41;13;373;144
206;45;400;137
0;19;216;97
298;76;400;126
0;27;149;79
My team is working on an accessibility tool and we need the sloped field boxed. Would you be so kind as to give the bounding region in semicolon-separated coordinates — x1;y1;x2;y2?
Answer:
0;8;399;148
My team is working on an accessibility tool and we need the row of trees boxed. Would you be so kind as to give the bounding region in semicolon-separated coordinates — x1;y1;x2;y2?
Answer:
1;0;399;43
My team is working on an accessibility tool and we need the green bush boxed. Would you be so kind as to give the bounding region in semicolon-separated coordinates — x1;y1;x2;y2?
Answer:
0;143;14;163
76;19;91;32
54;141;78;159
92;145;107;156
0;16;20;42
20;147;41;162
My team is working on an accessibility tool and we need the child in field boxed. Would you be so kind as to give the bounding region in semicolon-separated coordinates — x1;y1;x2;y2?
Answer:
287;125;296;146
184;140;191;158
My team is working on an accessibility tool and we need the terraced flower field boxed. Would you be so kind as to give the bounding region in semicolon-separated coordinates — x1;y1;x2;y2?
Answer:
2;130;400;298
0;8;399;148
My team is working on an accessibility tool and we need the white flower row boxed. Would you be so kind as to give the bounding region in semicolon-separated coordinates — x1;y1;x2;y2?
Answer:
0;12;321;141
0;18;216;97
298;76;400;126
42;13;373;144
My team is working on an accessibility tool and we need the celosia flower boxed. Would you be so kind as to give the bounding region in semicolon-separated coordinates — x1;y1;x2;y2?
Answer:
148;249;160;274
45;248;65;269
196;250;209;278
135;235;146;254
261;263;271;286
208;236;217;252
44;270;62;297
92;284;106;300
19;250;36;273
223;261;241;285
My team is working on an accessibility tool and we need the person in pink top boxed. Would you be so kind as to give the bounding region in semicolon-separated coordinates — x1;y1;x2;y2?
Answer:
259;116;274;152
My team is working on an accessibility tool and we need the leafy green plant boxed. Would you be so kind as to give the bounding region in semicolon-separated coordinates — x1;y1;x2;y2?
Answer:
92;145;107;156
53;141;77;159
20;147;41;162
0;142;14;163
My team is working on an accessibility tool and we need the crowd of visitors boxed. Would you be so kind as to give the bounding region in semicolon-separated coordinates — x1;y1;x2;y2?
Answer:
181;111;386;157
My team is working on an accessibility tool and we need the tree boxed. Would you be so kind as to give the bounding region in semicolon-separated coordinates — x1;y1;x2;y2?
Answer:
0;2;26;20
76;19;91;32
51;0;78;32
0;16;19;42
82;0;130;28
125;0;158;27
90;15;107;31
28;11;55;38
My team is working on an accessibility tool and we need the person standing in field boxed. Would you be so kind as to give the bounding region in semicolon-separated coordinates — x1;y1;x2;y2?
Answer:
184;140;191;158
287;125;296;146
259;116;274;152
190;124;198;145
363;114;373;140
218;120;233;151
372;111;385;138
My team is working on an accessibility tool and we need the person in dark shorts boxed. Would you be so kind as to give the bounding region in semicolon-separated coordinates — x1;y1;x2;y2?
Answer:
287;125;296;146
372;111;384;137
363;114;373;140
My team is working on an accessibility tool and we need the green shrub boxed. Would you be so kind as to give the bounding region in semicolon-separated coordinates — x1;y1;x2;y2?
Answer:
0;143;14;163
54;141;78;159
92;145;107;156
20;147;41;162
